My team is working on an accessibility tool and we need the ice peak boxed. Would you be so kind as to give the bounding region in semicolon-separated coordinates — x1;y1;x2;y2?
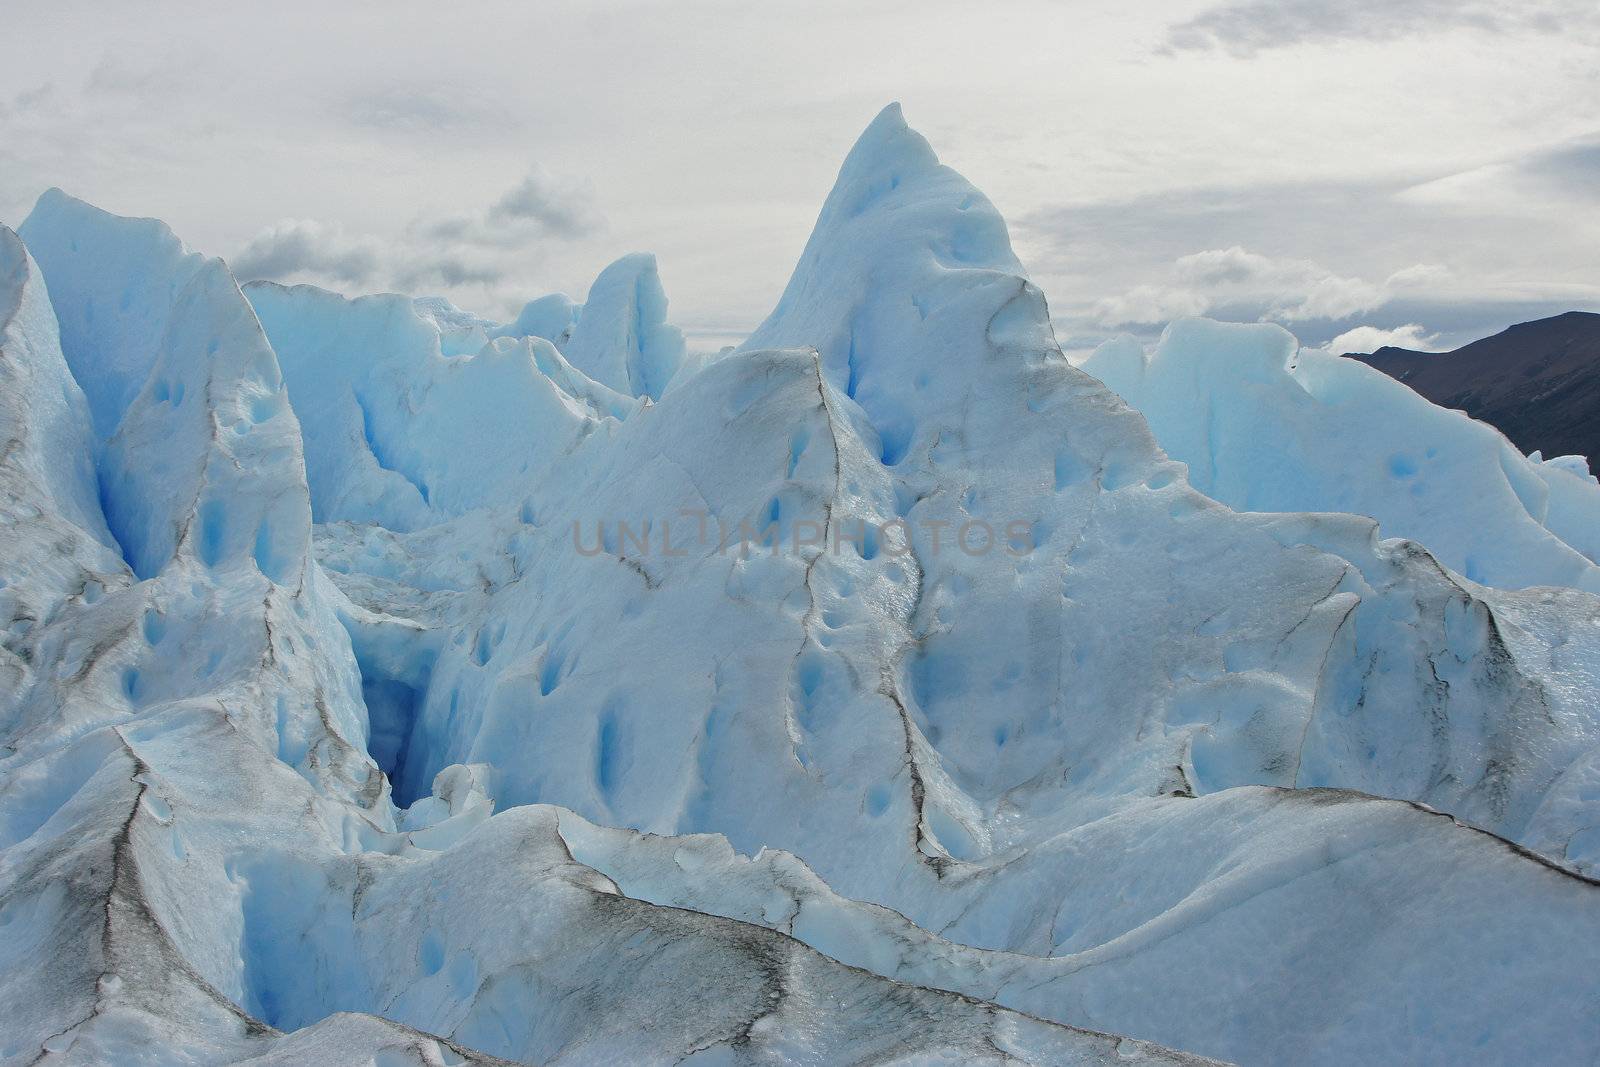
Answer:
741;100;1042;472
563;251;686;400
834;102;939;190
19;189;206;440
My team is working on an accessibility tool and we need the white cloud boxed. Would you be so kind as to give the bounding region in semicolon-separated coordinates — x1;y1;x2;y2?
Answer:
338;82;514;136
1173;246;1276;286
1093;246;1410;328
1092;285;1210;329
1318;323;1443;355
1384;263;1454;289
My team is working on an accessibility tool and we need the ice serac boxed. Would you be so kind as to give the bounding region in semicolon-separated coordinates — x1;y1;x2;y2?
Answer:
562;252;686;399
0;227;121;586
246;282;634;530
0;224;129;764
0;203;389;1062
19;188;206;442
489;291;579;347
410;295;496;356
100;260;311;583
1082;319;1600;591
734;102;1600;856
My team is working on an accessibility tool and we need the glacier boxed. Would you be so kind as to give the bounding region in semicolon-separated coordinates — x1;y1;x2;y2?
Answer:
1083;320;1600;591
1;103;1598;1065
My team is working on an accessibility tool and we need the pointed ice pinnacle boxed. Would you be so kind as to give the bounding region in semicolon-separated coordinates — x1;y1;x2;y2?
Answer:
100;258;311;582
563;252;687;400
19;189;207;443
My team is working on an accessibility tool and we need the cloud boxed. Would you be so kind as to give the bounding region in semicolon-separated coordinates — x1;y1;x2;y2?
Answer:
1318;323;1443;355
1173;246;1277;286
1093;246;1397;328
231;168;602;301
1399;133;1600;209
1161;0;1592;56
1091;285;1211;329
1015;153;1600;354
412;167;600;248
488;171;599;238
1078;243;1600;351
0;82;55;116
232;220;383;285
408;169;602;250
391;255;508;290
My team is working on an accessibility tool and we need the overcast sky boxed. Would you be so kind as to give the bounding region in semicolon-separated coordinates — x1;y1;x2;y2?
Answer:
3;0;1597;355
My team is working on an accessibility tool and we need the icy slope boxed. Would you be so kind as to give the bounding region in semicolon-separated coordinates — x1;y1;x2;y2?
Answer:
555;789;1600;1064
1083;320;1600;591
2;101;1599;1067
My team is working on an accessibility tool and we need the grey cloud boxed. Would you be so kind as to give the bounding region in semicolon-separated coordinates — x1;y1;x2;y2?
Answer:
231;167;600;301
1174;247;1281;286
1539;140;1600;194
408;171;601;248
392;256;508;290
488;172;599;238
1400;133;1600;207
1162;0;1589;56
3;83;55;114
1352;290;1600;348
232;220;382;285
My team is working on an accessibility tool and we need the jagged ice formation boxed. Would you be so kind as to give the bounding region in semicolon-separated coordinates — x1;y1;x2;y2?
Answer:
2;105;1599;1065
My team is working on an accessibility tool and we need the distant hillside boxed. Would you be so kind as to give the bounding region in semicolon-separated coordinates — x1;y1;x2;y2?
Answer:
1347;311;1600;475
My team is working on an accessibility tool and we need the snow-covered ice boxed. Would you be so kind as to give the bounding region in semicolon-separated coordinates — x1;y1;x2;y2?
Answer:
1;104;1598;1065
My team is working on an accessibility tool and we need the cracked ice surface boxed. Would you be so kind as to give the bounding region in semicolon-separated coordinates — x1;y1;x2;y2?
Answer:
1;104;1599;1065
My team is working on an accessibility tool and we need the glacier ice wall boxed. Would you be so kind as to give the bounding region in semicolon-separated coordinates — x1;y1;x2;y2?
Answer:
2;104;1599;1066
1084;319;1600;592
